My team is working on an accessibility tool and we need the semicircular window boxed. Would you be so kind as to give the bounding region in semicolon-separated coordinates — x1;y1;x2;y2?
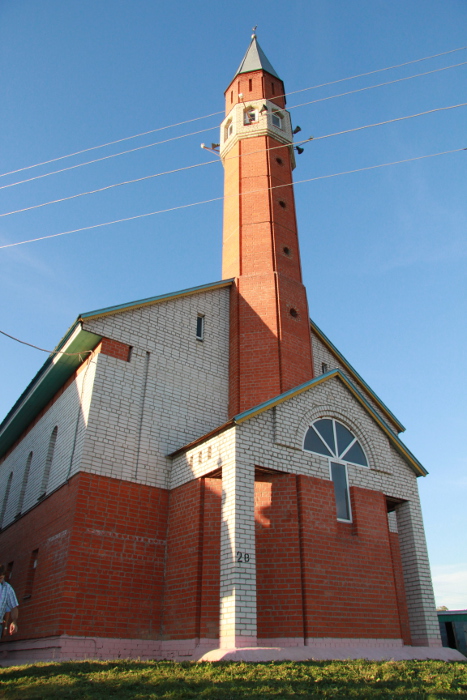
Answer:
304;419;368;467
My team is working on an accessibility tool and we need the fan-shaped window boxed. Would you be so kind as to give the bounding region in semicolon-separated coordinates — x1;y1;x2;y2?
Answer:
304;419;368;467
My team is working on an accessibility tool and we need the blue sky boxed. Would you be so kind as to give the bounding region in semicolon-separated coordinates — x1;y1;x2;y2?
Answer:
0;0;466;609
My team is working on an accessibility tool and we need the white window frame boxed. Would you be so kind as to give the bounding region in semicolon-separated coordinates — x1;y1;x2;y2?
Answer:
329;460;352;523
271;111;284;129
225;120;234;139
196;314;205;341
244;108;258;125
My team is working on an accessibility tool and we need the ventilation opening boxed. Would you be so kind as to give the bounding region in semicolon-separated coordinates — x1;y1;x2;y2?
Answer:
278;200;287;209
276;157;284;166
283;246;291;256
289;308;298;318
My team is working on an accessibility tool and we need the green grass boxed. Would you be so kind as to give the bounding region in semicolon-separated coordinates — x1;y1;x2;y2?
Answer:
0;659;466;699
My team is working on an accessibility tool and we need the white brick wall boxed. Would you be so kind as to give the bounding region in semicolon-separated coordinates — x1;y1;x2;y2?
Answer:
311;330;401;435
0;355;97;528
79;287;230;489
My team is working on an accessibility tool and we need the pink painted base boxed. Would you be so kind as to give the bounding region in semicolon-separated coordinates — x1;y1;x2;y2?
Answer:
0;635;465;666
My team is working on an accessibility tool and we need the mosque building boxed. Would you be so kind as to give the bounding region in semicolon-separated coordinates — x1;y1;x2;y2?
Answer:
0;36;451;662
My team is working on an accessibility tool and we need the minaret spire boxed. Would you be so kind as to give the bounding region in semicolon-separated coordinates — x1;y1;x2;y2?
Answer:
220;38;314;416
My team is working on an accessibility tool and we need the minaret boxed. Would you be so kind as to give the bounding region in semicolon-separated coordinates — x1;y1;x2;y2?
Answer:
220;35;314;416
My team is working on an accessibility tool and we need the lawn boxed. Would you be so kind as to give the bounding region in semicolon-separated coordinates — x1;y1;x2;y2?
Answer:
0;659;466;699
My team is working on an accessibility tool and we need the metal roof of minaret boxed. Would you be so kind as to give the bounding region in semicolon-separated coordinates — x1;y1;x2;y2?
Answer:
233;33;281;80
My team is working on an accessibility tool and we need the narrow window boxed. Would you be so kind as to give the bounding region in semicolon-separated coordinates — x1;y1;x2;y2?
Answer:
237;81;240;93
225;120;233;140
207;446;212;459
321;362;328;374
6;562;14;582
0;473;13;528
23;549;39;600
330;462;351;521
196;315;205;341
230;90;233;104
249;78;252;91
198;451;203;464
17;451;33;516
271;82;275;95
39;426;57;499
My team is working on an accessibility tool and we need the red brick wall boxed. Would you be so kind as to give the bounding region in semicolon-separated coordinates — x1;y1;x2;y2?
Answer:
224;69;285;114
99;337;131;362
297;475;405;639
224;133;314;416
255;474;304;638
162;477;221;640
0;472;169;641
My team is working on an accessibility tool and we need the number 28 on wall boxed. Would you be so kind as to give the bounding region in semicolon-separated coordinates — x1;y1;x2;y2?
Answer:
236;552;250;563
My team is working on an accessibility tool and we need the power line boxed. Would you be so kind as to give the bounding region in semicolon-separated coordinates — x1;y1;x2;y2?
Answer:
0;147;463;250
3;58;466;194
289;61;467;112
0;126;218;192
0;329;93;356
1;44;465;181
1;102;464;219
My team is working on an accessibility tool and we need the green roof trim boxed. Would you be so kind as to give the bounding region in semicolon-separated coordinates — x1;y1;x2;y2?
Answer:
0;324;102;459
80;279;234;321
310;318;405;433
171;369;427;477
233;369;426;476
233;36;281;81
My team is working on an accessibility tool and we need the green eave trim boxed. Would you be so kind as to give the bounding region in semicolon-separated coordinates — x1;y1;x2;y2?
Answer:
310;318;405;433
171;370;426;477
80;279;234;322
0;325;102;459
233;369;427;477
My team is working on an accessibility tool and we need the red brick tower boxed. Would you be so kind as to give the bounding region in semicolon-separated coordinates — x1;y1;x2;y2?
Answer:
220;35;314;416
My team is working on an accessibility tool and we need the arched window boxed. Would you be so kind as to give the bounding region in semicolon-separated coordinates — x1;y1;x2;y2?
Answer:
304;418;368;466
17;451;33;516
304;419;368;522
0;472;13;528
39;426;58;499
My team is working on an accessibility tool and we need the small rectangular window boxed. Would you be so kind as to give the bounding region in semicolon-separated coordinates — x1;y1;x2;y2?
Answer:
272;112;283;129
196;315;204;341
321;362;328;374
271;82;275;95
330;462;351;521
249;78;252;91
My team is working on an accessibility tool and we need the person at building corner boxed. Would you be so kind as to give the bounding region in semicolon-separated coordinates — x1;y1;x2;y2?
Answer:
0;564;18;637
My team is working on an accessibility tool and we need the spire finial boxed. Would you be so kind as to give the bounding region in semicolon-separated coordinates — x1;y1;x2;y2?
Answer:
252;25;257;38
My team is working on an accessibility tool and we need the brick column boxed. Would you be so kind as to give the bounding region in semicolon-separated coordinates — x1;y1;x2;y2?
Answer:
396;499;441;646
220;457;257;648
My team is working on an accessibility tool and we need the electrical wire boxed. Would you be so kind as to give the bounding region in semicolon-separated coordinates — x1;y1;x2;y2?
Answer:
288;61;467;112
0;329;93;356
1;102;464;218
0;147;463;250
1;44;465;181
3;58;465;194
0;126;218;192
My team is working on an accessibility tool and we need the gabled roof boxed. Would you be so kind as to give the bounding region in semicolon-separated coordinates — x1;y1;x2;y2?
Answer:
310;318;405;433
170;369;427;477
233;35;281;80
0;279;234;460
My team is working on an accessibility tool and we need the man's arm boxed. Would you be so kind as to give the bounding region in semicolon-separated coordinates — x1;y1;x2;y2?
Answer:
9;605;18;635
